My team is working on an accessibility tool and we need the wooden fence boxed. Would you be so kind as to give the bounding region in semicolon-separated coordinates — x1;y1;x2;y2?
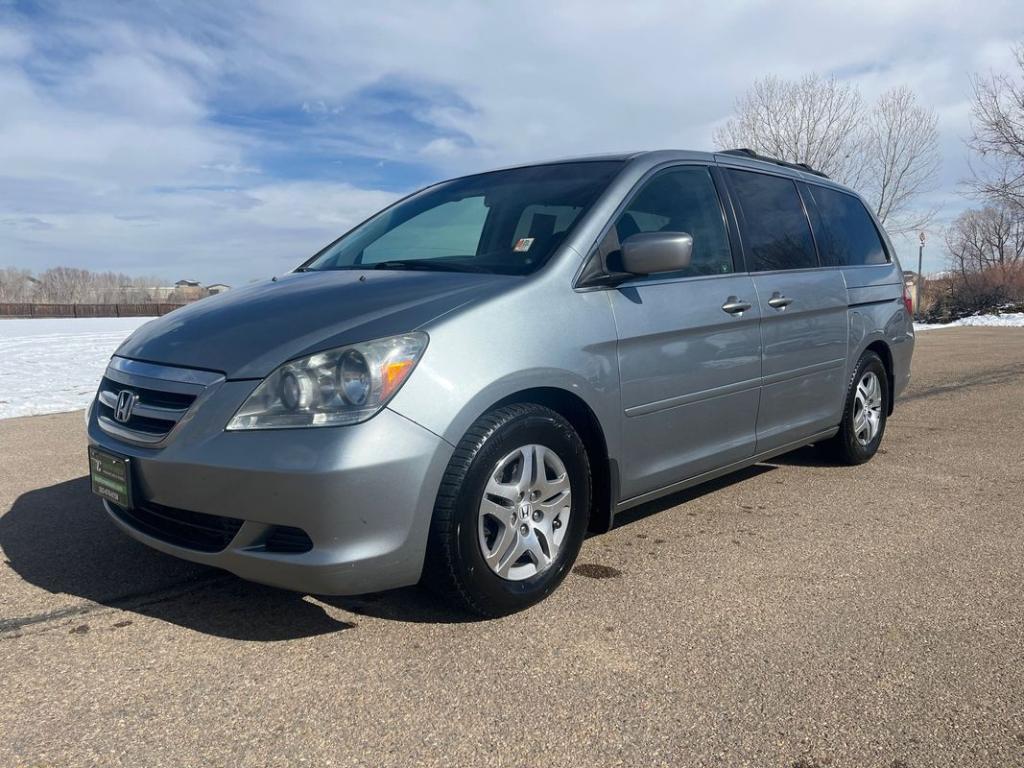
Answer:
0;303;185;319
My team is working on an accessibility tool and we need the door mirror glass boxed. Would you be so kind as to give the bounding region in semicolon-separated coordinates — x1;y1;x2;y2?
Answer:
621;232;693;275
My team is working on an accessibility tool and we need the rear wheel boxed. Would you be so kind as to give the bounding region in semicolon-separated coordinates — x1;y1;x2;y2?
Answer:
423;404;591;617
822;351;889;465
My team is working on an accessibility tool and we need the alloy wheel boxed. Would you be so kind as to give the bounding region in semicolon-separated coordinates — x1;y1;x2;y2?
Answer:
853;370;883;446
477;444;572;581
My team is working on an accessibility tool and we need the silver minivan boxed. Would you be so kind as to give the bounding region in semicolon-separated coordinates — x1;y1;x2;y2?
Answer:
87;149;914;616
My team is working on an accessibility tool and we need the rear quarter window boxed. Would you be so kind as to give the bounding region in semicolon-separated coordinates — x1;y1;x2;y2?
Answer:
806;185;889;266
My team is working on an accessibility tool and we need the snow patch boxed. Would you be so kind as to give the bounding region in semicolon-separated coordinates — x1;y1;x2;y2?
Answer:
914;313;1024;331
3;311;1022;421
0;317;154;419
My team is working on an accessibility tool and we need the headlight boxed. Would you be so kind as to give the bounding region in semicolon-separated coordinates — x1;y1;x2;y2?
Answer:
226;332;427;430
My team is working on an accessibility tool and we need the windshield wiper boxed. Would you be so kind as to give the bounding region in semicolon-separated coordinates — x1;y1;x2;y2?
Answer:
370;259;488;273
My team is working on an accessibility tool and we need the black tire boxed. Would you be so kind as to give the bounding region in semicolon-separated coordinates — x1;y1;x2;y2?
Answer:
821;350;889;465
423;403;591;617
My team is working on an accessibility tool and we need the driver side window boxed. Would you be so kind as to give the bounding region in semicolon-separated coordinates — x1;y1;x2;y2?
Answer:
604;166;734;279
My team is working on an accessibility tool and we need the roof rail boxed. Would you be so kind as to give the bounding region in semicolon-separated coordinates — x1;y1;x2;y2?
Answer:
719;148;830;179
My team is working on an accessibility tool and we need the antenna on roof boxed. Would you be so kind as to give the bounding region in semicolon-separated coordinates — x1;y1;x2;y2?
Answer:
720;148;830;179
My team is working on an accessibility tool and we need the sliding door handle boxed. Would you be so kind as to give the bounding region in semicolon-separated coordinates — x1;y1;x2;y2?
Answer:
721;297;752;315
767;293;793;309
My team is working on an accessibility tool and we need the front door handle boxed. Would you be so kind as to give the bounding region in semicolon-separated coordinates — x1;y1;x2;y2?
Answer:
767;292;793;309
721;297;752;315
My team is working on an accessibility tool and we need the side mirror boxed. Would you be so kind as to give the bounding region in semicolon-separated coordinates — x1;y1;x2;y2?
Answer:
620;232;693;275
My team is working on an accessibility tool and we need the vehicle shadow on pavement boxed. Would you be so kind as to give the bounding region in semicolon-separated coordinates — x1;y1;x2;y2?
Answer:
318;589;480;624
760;444;842;469
1;459;806;636
0;477;363;640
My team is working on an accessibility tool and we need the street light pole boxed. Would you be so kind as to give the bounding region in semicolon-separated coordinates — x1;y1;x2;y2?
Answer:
916;231;926;320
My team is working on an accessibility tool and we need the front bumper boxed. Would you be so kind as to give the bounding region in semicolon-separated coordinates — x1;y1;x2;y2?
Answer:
87;378;454;595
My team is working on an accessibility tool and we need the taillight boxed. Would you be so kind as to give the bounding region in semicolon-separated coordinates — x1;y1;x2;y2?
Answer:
903;284;914;316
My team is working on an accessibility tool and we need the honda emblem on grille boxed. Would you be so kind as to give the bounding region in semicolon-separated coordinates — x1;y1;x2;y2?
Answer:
114;390;137;423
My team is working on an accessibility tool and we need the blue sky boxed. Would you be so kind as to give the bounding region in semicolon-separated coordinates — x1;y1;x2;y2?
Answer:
2;0;1023;284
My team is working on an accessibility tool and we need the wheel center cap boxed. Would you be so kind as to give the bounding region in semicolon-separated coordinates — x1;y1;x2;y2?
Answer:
519;503;532;520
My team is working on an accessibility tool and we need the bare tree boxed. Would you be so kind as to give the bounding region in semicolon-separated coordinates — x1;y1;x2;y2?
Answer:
714;76;940;234
941;205;1024;315
1;266;169;304
713;75;866;184
861;87;941;234
35;267;93;303
946;205;1024;275
967;42;1024;213
0;268;37;303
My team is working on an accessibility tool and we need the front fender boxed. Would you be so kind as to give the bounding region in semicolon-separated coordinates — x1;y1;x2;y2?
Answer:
386;285;622;460
393;365;620;453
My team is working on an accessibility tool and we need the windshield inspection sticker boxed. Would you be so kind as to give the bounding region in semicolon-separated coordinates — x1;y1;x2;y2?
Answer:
513;237;535;253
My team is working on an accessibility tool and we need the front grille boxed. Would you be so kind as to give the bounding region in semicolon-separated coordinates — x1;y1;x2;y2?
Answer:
96;357;222;445
97;377;196;437
109;500;244;553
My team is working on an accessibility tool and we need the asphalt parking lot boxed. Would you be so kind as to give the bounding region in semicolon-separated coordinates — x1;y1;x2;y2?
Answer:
1;328;1022;768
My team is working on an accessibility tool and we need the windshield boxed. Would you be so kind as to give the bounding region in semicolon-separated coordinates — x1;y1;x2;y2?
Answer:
301;161;624;276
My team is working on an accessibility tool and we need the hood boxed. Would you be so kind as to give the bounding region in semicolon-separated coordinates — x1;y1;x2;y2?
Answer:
116;269;517;379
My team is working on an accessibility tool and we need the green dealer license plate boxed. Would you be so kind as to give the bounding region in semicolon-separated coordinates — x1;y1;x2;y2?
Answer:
88;446;133;509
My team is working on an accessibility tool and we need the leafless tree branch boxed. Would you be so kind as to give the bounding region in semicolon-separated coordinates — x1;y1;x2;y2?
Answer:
967;42;1024;213
713;75;867;183
0;266;168;304
861;86;941;234
713;75;940;234
945;205;1024;274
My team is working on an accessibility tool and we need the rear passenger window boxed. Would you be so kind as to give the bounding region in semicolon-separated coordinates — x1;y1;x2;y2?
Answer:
807;185;888;266
608;166;734;279
725;170;818;272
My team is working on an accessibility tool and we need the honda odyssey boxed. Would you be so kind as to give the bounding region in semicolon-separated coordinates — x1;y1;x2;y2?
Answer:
87;149;915;616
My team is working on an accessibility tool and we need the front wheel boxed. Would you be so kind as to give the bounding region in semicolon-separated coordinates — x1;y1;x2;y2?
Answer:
821;351;889;465
423;404;591;617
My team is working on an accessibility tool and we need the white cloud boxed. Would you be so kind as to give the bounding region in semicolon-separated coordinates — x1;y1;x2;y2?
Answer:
3;180;398;280
1;0;1023;281
419;137;463;158
0;26;31;60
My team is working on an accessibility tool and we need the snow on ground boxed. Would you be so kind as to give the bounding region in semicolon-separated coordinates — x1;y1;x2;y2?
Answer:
0;317;154;419
2;311;1023;420
914;313;1024;331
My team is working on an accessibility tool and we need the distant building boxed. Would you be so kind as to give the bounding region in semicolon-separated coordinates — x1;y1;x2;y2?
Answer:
903;270;925;314
146;286;176;300
169;280;205;302
144;280;228;303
